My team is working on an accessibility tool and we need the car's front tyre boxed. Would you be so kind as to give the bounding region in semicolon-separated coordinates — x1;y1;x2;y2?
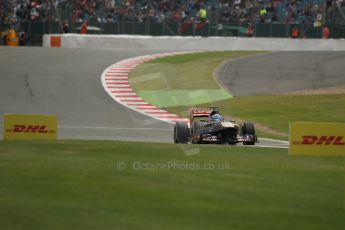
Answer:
242;122;255;145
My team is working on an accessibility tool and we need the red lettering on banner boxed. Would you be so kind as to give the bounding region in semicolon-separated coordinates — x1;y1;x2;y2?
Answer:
296;135;345;146
7;125;52;134
333;136;345;145
301;136;318;145
316;136;335;145
24;125;40;133
12;125;26;132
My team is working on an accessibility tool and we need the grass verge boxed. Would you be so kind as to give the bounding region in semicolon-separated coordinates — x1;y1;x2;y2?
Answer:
129;51;263;91
137;89;232;107
167;94;345;140
0;140;345;230
129;52;345;140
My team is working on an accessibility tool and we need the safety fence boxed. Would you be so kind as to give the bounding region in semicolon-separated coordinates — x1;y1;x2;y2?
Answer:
2;21;345;46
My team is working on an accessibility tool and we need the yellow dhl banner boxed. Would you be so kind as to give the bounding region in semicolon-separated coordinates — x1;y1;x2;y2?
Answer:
289;122;345;156
3;114;57;140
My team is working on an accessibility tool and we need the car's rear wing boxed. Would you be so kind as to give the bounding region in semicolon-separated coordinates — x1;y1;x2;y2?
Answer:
190;109;210;117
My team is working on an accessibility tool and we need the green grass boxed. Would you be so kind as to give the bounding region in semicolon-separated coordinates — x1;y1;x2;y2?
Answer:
150;51;264;64
138;89;232;107
129;51;345;140
1;140;345;230
129;51;263;91
167;94;345;139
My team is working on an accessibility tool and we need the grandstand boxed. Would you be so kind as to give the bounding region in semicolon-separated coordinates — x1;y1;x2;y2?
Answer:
0;0;329;24
1;0;345;44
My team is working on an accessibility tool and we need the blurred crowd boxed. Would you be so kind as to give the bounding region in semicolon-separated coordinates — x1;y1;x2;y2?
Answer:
0;0;338;26
0;0;53;24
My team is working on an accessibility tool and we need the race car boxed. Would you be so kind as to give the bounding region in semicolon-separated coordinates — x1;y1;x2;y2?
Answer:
174;106;256;145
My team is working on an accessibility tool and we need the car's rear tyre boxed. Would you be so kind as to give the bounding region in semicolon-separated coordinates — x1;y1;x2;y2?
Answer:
242;122;255;145
191;121;203;144
192;121;203;134
174;122;189;144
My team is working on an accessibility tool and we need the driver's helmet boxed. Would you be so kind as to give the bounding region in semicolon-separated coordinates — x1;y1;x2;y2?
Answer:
211;113;222;122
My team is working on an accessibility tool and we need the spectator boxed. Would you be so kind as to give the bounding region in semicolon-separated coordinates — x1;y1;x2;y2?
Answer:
18;31;26;46
0;0;328;29
80;21;87;34
322;25;330;39
198;6;207;21
63;20;70;33
30;6;40;21
259;7;267;23
291;25;299;38
245;23;254;37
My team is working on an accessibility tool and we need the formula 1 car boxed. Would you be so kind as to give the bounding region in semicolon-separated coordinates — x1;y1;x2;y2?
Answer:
174;107;256;145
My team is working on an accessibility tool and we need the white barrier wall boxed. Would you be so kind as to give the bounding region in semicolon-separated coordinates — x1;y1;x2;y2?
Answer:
43;34;345;51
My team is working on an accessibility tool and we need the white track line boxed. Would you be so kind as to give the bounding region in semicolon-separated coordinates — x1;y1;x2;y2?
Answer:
258;138;289;145
58;126;171;131
240;145;289;149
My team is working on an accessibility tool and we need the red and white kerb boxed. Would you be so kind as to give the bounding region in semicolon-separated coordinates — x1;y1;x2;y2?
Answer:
101;52;195;124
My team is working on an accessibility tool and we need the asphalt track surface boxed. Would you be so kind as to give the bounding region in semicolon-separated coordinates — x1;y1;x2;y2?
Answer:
0;47;173;142
1;48;343;146
217;51;345;96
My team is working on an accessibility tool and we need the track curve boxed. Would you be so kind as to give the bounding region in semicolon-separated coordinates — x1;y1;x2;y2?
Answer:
216;51;345;96
1;48;342;147
0;47;173;142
